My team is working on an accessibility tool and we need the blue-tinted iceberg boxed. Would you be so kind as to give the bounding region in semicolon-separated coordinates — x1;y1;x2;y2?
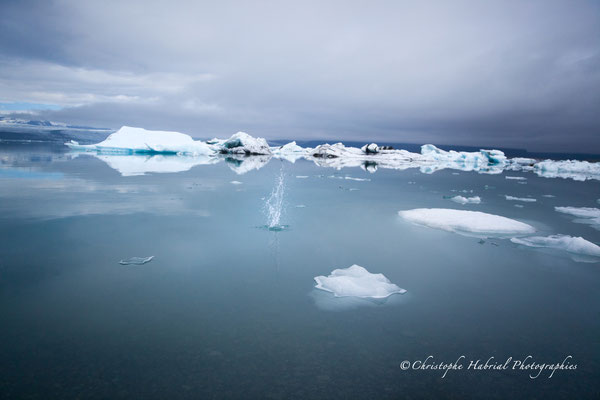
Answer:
314;265;406;298
398;208;535;238
219;131;271;155
533;160;600;181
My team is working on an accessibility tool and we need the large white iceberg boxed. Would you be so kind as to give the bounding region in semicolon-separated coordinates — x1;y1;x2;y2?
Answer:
511;235;600;259
66;126;214;156
314;265;406;298
398;208;535;237
271;141;308;162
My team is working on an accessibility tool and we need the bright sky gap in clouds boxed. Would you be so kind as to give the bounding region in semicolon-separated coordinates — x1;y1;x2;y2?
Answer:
1;0;599;152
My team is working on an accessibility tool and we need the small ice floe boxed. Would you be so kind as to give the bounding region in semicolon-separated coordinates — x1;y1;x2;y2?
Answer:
314;265;406;298
505;195;536;202
517;181;527;185
398;208;535;238
296;175;309;179
505;176;527;180
554;207;600;229
450;195;481;205
119;256;154;265
514;204;524;208
295;204;306;208
452;172;460;175
230;180;243;185
542;195;556;198
344;176;370;181
511;235;600;261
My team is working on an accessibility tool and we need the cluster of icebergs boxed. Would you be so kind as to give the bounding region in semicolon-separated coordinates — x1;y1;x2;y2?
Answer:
66;126;600;180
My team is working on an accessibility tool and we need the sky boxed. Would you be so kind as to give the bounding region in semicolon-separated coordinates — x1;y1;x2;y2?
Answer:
1;0;599;152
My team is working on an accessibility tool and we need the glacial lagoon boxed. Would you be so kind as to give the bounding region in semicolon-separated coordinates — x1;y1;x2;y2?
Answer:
0;140;599;399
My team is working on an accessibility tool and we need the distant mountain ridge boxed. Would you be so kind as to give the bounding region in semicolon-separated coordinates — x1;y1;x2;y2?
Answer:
0;117;113;144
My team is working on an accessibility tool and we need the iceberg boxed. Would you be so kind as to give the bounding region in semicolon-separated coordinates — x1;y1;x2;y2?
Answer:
271;141;307;162
219;131;271;155
505;195;536;202
533;159;600;181
398;208;535;238
420;144;507;165
314;265;406;298
511;235;600;259
119;256;154;265
450;195;481;205
66;126;213;156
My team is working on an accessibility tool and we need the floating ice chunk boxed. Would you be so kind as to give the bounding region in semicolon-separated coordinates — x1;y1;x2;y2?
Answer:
505;195;536;202
344;176;370;181
533;159;600;181
220;132;272;155
296;175;309;179
398;208;535;238
314;265;406;299
66;126;213;156
511;235;600;258
450;195;481;205
542;194;556;198
361;143;380;154
555;206;600;228
420;144;507;165
119;256;154;265
230;180;242;185
505;176;527;180
511;157;537;165
514;204;524;208
271;141;307;162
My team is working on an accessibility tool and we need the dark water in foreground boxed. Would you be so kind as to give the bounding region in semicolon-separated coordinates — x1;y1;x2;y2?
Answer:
0;143;599;399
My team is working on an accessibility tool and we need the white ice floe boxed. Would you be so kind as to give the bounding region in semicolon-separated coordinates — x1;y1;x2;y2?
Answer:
505;176;527;180
314;265;406;298
542;195;556;198
230;180;242;185
398;208;535;237
450;195;481;205
533;159;600;181
505;195;536;202
511;235;600;259
66;126;213;156
555;206;600;229
296;175;309;179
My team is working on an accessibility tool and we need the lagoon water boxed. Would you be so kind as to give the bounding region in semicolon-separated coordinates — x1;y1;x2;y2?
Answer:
0;142;599;399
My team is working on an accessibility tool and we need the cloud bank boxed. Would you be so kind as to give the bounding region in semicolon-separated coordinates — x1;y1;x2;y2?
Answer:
1;0;599;152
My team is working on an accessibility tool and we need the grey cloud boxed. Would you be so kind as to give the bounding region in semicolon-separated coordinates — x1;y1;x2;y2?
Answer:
1;0;599;152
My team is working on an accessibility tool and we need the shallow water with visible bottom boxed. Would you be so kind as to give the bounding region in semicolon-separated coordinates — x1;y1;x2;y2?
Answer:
0;143;599;399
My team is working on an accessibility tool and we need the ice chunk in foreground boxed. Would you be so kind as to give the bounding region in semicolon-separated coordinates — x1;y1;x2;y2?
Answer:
119;256;154;265
66;126;213;156
505;195;536;202
511;235;600;259
450;195;481;205
314;265;406;298
398;208;535;238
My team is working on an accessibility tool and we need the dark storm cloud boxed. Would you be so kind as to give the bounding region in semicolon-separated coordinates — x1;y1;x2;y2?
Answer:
1;0;599;152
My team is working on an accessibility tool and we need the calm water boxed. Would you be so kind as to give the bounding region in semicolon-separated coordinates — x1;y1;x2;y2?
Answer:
0;143;599;399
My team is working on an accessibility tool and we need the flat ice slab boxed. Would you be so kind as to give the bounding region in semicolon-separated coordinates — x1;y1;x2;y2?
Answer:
119;256;154;265
398;208;535;237
511;235;600;258
314;265;406;299
451;195;481;204
505;195;536;202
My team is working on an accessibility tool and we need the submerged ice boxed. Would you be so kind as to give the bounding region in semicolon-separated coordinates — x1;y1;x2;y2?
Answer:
119;256;154;265
398;208;535;238
314;265;406;299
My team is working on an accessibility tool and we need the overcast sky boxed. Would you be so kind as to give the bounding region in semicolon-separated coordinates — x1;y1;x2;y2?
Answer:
1;0;599;152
